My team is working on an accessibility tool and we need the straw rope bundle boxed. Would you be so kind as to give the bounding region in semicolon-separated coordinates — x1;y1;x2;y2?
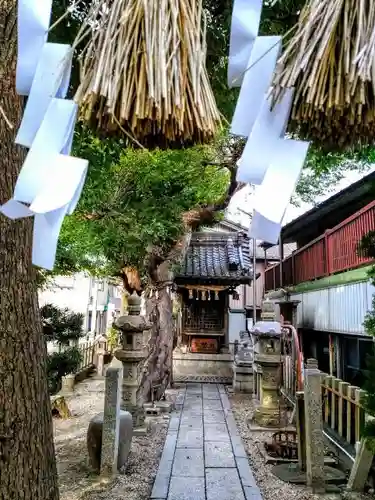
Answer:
74;0;221;147
270;0;375;150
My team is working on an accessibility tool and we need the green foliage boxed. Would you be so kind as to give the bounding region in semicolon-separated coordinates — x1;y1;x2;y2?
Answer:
203;0;373;203
41;303;84;346
106;326;119;351
49;0;375;256
294;146;373;204
359;233;375;443
56;128;229;276
41;303;84;393
46;348;82;394
358;231;375;260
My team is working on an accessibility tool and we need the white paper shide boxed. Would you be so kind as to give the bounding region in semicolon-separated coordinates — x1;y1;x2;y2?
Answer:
228;0;310;244
1;0;88;270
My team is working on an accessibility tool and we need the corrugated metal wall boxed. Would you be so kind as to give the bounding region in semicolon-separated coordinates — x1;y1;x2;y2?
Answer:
289;281;375;335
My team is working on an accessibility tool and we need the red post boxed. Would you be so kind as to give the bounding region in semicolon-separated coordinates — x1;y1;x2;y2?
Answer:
324;230;332;276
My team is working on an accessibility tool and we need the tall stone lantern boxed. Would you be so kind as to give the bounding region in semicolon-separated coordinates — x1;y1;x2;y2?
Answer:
251;300;283;427
114;293;151;435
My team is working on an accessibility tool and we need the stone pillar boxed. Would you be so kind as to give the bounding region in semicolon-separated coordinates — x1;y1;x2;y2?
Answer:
101;362;123;476
347;439;374;492
251;300;283;427
233;339;253;393
96;334;109;376
114;293;151;435
276;300;300;329
61;374;75;394
304;358;325;493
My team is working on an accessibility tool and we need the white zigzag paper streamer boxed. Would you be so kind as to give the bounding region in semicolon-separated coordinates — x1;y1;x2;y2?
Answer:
237;89;294;185
16;43;73;148
228;0;263;88
231;36;281;137
16;0;53;95
248;140;309;244
228;0;310;244
1;0;88;270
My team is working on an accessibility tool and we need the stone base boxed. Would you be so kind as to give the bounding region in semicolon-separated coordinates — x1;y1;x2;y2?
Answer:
272;463;346;487
87;410;133;473
233;363;253;393
60;374;75;394
173;351;233;381
252;406;281;428
144;404;161;417
121;403;145;428
133;426;148;436
155;401;174;413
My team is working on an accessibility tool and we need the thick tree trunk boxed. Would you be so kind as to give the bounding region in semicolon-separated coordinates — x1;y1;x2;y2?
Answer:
140;286;174;402
0;3;59;499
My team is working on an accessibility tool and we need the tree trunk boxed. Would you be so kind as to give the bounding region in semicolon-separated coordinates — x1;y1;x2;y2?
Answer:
140;286;174;403
0;3;60;499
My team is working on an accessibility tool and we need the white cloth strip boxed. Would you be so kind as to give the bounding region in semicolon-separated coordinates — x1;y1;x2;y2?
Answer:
237;89;294;185
248;139;310;244
14;99;78;205
30;155;88;214
16;0;53;95
32;206;69;270
228;0;263;88
231;36;281;137
0;200;34;219
16;43;73;148
2;154;88;270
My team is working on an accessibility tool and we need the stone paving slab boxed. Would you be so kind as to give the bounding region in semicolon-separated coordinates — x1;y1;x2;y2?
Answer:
177;427;203;448
205;441;236;468
168;476;205;500
151;383;262;500
206;468;245;500
172;448;205;477
204;423;231;442
203;410;225;424
180;413;203;427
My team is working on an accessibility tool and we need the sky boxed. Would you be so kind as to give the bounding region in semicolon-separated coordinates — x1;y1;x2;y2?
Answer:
227;167;375;230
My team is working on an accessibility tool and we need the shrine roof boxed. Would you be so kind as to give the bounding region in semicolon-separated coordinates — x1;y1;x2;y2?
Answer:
175;231;253;285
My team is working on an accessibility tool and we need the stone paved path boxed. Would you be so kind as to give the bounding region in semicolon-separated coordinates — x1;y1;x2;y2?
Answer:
151;383;262;500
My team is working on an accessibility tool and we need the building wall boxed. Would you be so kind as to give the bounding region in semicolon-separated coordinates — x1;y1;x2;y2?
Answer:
290;280;374;336
39;273;122;340
229;262;266;311
39;274;91;316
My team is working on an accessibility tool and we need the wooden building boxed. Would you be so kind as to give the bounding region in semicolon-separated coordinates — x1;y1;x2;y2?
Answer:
174;230;252;355
263;170;375;387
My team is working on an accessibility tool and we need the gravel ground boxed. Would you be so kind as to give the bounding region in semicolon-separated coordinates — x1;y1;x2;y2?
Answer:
229;393;372;500
54;375;169;500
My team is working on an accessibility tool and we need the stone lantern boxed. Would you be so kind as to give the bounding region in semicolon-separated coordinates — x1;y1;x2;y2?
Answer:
251;300;283;427
113;293;151;435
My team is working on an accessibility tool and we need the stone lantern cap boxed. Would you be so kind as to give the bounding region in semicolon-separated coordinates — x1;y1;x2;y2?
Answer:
251;321;281;338
114;315;152;332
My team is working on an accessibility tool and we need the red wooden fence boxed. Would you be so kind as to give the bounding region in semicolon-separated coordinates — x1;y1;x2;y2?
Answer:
264;200;375;291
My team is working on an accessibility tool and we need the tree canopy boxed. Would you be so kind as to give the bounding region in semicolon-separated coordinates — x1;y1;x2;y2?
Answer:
44;0;375;284
51;129;229;280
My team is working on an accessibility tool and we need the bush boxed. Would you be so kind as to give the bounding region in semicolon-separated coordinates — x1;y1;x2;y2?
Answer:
41;304;85;394
46;347;83;395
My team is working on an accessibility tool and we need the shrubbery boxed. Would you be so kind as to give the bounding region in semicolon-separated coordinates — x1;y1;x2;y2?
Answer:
40;304;84;394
